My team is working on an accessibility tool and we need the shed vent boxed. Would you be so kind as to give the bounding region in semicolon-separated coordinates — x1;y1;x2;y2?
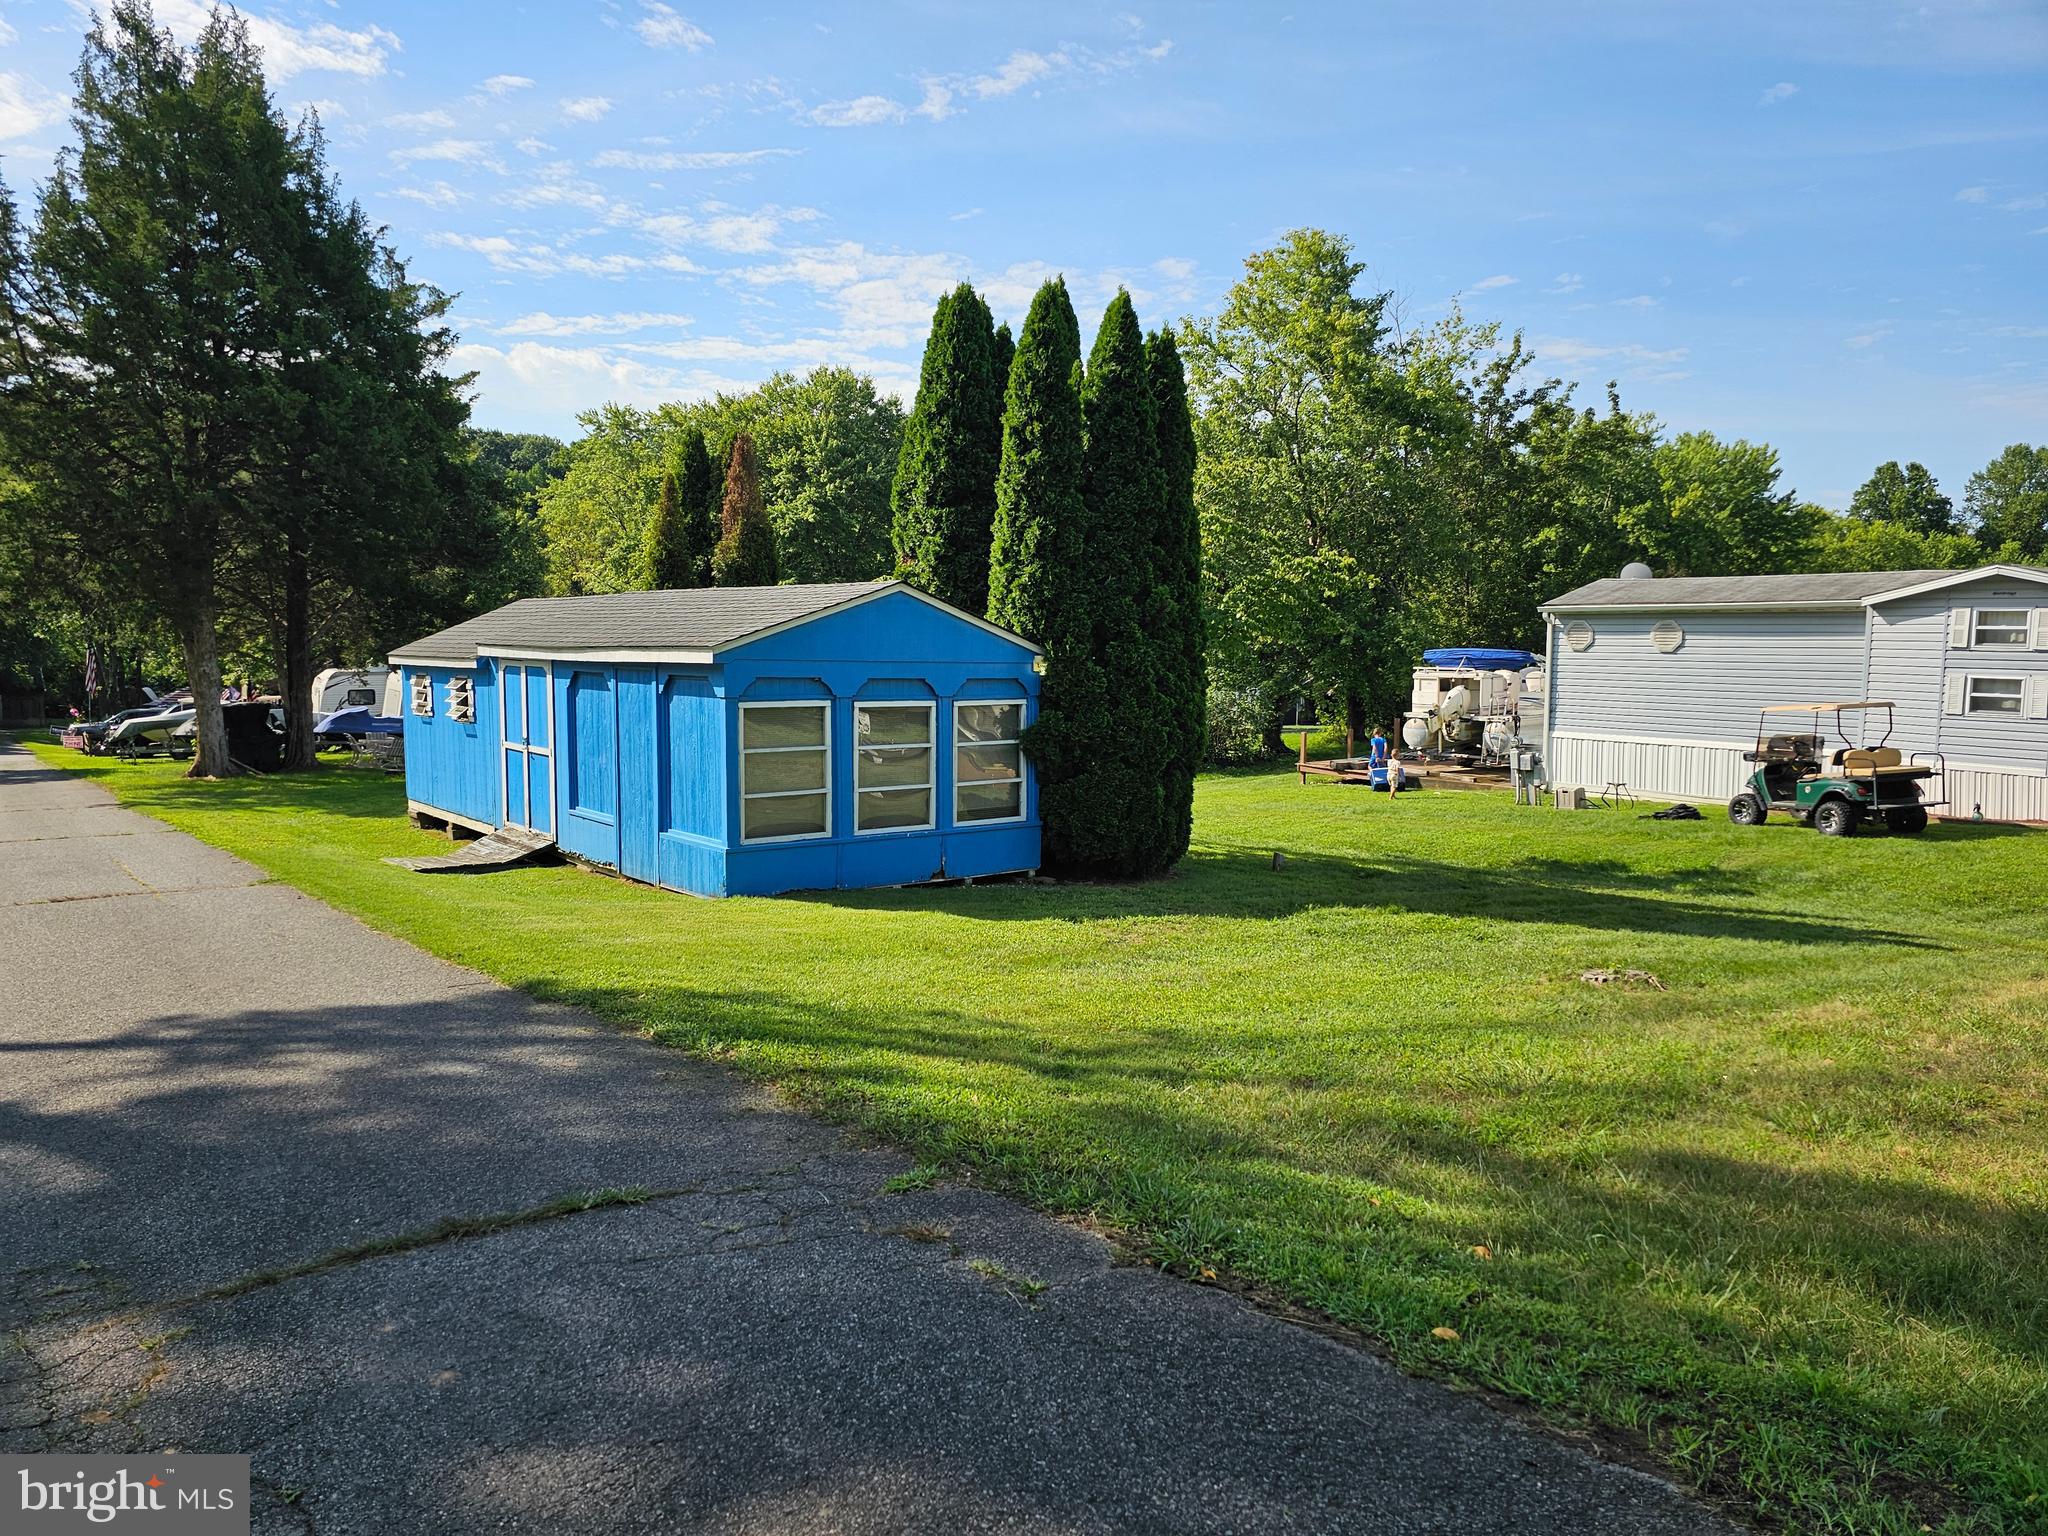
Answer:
1650;620;1684;653
1564;621;1595;652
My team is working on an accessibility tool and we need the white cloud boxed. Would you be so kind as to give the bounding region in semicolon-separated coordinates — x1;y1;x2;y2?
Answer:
1530;336;1690;373
1615;294;1660;309
0;17;14;47
428;231;700;279
1757;81;1799;106
636;3;713;51
294;98;348;122
1956;185;1990;203
391;138;501;169
393;181;466;208
0;72;66;140
515;136;554;156
640;202;819;254
971;50;1061;100
1469;273;1518;291
497;311;695;338
949;207;985;222
560;96;613;123
2000;191;2048;211
1546;272;1584;293
454;339;688;418
385;109;456;132
590;147;798;171
146;0;399;81
808;94;905;129
1845;324;1893;349
481;75;535;97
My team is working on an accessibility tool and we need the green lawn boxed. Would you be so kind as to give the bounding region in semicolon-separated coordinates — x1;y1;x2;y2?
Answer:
16;735;2047;1534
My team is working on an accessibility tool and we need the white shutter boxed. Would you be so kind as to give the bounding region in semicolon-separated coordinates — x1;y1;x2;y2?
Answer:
1948;607;1972;648
2032;608;2048;650
2029;676;2048;721
1943;673;1967;716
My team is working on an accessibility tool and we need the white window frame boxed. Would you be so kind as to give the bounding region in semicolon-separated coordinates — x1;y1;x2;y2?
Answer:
953;699;1028;827
409;673;433;718
854;699;936;836
1964;674;2026;716
1971;608;2030;648
737;700;832;845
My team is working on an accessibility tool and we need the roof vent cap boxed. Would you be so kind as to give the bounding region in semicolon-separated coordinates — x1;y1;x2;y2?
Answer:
1618;561;1654;581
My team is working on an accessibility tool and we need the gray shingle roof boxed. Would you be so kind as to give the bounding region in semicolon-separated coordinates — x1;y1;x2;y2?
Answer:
1542;566;2048;611
389;582;909;665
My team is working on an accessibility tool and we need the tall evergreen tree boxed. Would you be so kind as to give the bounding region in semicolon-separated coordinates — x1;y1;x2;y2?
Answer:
990;322;1016;403
712;432;778;585
1070;290;1167;876
987;278;1100;873
1147;327;1205;867
890;283;1002;612
636;471;689;589
676;428;718;585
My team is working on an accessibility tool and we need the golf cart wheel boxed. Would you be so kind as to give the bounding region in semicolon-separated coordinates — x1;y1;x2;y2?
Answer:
1813;799;1860;838
1727;792;1767;826
1886;805;1929;836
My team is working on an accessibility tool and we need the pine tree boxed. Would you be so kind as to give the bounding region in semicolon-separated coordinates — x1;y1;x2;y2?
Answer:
990;321;1016;404
986;278;1106;874
890;284;1002;613
1147;327;1205;867
712;432;778;585
676;428;718;585
636;470;690;589
1070;289;1167;876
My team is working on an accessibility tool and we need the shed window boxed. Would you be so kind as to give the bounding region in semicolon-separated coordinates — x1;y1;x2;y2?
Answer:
855;702;934;833
409;674;433;718
739;703;830;842
444;674;475;724
1966;676;2025;715
1973;609;2029;647
955;701;1025;824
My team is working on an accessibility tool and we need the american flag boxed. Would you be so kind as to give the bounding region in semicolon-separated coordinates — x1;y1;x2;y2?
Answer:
83;645;98;700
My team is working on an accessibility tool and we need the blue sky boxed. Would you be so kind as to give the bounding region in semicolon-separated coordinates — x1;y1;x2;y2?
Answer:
1;0;2043;508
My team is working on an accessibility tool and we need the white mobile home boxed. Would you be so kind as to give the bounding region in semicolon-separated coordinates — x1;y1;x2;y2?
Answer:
1539;565;2048;822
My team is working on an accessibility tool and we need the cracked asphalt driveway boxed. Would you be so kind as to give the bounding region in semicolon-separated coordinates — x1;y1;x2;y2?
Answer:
0;744;1738;1534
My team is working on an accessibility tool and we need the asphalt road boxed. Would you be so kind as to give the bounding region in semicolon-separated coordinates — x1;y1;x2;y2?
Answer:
0;742;1736;1534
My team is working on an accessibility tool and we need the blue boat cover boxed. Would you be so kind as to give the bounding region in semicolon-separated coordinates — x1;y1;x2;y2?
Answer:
315;707;403;736
1421;646;1539;669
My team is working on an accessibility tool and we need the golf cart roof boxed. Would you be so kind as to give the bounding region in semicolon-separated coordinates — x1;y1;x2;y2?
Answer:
1759;700;1895;713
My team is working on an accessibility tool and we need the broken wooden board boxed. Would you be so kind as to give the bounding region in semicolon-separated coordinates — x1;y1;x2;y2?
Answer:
385;824;556;874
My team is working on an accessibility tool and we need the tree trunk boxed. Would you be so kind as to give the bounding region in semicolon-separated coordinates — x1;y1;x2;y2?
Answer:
178;608;240;778
1345;688;1369;746
282;539;316;771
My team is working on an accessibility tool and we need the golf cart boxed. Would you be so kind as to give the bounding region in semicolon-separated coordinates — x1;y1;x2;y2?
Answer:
1728;701;1944;837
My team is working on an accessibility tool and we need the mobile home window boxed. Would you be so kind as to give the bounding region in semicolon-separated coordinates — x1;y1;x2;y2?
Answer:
739;703;830;842
1973;609;2029;647
409;674;433;718
955;701;1025;824
1966;676;2024;715
855;702;934;832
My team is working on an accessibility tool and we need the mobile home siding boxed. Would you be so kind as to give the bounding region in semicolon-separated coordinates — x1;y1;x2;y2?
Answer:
1542;569;2048;820
1549;608;1867;745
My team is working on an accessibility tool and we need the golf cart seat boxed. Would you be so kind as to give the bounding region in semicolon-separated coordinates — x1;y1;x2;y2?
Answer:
1837;747;1927;777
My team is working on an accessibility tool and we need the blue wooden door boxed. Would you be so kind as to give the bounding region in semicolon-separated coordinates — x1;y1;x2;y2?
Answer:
501;663;553;834
561;666;621;866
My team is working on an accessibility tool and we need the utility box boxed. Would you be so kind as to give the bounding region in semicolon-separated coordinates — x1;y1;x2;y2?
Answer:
1553;785;1585;811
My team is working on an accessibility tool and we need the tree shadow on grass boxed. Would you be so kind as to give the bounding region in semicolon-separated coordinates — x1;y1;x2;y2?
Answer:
804;848;1944;950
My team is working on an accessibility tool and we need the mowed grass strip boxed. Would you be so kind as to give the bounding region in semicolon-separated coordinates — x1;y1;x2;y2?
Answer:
19;737;2047;1534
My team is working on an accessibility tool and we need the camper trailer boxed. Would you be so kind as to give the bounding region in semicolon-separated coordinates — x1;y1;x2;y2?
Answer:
311;666;395;720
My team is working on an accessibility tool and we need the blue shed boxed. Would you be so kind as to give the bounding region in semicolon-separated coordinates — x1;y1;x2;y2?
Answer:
385;581;1043;897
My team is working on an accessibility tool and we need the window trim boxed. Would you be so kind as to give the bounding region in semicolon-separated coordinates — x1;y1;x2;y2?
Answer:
1964;674;2026;716
1971;608;2030;648
854;699;937;836
953;698;1028;827
737;700;833;845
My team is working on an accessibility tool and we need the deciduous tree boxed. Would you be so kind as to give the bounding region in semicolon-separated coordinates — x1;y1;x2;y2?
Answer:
1964;443;2048;560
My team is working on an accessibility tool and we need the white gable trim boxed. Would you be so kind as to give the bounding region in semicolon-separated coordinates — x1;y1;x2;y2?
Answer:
1863;565;2048;607
1538;599;1866;616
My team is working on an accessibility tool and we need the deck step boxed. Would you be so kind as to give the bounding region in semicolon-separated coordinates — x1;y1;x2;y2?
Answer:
385;825;556;874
